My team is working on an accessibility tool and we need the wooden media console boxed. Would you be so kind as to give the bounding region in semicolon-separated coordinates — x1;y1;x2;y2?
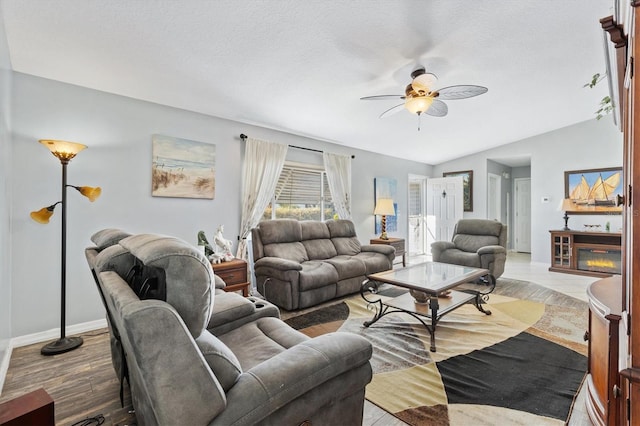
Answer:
549;230;622;277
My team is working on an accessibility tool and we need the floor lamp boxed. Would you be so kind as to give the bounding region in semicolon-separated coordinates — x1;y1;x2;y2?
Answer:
31;140;101;356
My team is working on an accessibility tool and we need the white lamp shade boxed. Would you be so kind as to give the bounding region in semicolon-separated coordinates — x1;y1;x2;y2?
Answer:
374;198;396;216
405;96;434;114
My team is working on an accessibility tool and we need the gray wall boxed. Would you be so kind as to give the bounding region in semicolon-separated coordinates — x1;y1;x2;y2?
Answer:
10;72;431;337
434;118;623;263
0;4;13;371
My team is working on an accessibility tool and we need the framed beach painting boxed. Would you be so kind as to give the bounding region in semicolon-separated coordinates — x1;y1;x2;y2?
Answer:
443;170;473;211
152;135;216;199
564;167;622;214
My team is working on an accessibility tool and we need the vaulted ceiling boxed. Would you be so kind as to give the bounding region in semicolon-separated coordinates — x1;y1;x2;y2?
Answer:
0;0;613;165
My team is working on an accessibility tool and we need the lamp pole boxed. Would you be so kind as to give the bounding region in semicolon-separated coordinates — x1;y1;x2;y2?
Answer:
40;156;83;355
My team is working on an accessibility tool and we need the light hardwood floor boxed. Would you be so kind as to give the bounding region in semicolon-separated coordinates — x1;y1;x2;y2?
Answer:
0;252;594;425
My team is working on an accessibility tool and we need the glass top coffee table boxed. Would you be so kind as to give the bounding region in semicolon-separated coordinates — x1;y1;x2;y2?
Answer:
362;261;496;352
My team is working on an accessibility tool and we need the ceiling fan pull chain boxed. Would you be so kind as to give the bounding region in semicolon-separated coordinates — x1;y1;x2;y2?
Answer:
418;113;422;131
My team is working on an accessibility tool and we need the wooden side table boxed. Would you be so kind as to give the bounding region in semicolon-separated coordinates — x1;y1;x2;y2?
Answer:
0;388;54;426
370;237;406;267
211;258;250;296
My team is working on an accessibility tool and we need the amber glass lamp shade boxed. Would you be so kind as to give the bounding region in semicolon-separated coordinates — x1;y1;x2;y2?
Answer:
39;139;87;163
30;205;57;224
72;186;102;202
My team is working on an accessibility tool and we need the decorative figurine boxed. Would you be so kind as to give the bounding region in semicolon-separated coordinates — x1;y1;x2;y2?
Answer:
214;225;234;262
197;230;215;257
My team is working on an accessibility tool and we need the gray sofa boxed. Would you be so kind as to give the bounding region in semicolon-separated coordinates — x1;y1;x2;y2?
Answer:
431;219;507;279
87;230;373;425
251;219;395;310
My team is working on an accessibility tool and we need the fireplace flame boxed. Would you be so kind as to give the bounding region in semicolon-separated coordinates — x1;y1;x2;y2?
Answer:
586;259;616;269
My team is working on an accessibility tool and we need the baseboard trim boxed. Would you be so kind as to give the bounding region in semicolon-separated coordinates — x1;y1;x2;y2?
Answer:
10;319;108;348
0;343;13;396
0;318;107;396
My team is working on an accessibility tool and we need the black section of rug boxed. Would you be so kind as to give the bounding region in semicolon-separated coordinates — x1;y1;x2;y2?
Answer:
284;301;350;330
436;331;586;420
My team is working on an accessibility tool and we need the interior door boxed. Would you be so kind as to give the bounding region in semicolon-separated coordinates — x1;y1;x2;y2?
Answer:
487;173;501;221
514;178;531;253
408;176;427;255
426;176;463;255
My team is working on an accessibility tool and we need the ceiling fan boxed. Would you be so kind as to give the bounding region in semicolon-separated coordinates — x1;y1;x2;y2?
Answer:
360;67;488;129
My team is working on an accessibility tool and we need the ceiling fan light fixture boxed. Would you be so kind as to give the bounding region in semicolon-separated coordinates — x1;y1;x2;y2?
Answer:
405;96;434;115
411;72;437;94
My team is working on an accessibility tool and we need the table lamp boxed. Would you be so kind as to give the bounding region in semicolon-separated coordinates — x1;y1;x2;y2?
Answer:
374;198;395;240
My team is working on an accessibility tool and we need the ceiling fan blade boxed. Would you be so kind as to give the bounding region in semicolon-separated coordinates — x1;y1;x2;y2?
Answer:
424;99;448;117
435;85;488;100
360;95;405;101
379;103;405;118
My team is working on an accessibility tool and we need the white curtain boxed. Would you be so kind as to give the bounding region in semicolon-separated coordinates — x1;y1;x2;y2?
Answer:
236;137;288;260
323;152;352;219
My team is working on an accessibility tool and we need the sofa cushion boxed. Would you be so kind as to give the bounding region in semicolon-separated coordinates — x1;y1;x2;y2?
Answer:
453;234;499;253
331;236;362;256
353;251;392;274
91;228;132;251
303;239;338;260
299;261;339;291
264;241;309;263
196;331;242;392
302;220;337;260
438;248;482;268
218;317;308;370
257;219;303;244
455;219;503;237
324;255;366;279
301;221;331;239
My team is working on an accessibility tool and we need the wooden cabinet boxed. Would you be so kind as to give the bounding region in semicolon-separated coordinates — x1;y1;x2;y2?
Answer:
370;237;406;266
548;230;622;277
550;231;572;270
211;258;250;296
586;277;622;426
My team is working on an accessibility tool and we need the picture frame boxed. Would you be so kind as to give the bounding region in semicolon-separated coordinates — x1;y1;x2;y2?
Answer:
564;167;622;215
443;170;473;212
152;134;216;199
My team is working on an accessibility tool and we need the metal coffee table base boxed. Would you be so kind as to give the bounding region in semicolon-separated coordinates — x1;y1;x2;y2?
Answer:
361;277;495;352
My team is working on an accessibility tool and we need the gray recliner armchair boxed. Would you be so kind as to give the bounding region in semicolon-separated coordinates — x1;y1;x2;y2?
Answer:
431;219;507;279
89;231;373;425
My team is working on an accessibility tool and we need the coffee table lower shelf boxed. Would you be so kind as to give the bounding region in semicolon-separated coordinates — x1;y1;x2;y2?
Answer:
361;285;491;352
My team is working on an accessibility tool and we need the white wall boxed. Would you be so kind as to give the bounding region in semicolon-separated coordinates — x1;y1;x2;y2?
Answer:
0;4;13;372
10;72;431;337
434;118;623;263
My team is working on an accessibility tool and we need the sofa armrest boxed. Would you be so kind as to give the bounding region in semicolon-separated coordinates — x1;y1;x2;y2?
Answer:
431;241;455;261
208;293;280;335
477;245;506;256
360;244;396;256
254;257;302;272
215;332;372;425
214;275;226;289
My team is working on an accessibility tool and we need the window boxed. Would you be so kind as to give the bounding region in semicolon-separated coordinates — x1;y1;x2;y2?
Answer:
262;161;335;221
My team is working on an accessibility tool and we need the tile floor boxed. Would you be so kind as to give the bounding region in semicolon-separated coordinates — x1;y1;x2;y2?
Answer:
361;251;595;425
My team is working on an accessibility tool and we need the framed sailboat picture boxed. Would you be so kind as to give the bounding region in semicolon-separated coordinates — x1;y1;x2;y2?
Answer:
564;167;622;214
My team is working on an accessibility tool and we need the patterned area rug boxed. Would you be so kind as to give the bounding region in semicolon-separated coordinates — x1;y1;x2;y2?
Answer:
284;278;588;426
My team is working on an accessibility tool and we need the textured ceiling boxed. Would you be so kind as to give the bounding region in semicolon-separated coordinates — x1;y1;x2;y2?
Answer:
0;0;613;165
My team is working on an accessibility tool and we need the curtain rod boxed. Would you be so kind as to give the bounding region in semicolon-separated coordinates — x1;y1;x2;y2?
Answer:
240;134;355;159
